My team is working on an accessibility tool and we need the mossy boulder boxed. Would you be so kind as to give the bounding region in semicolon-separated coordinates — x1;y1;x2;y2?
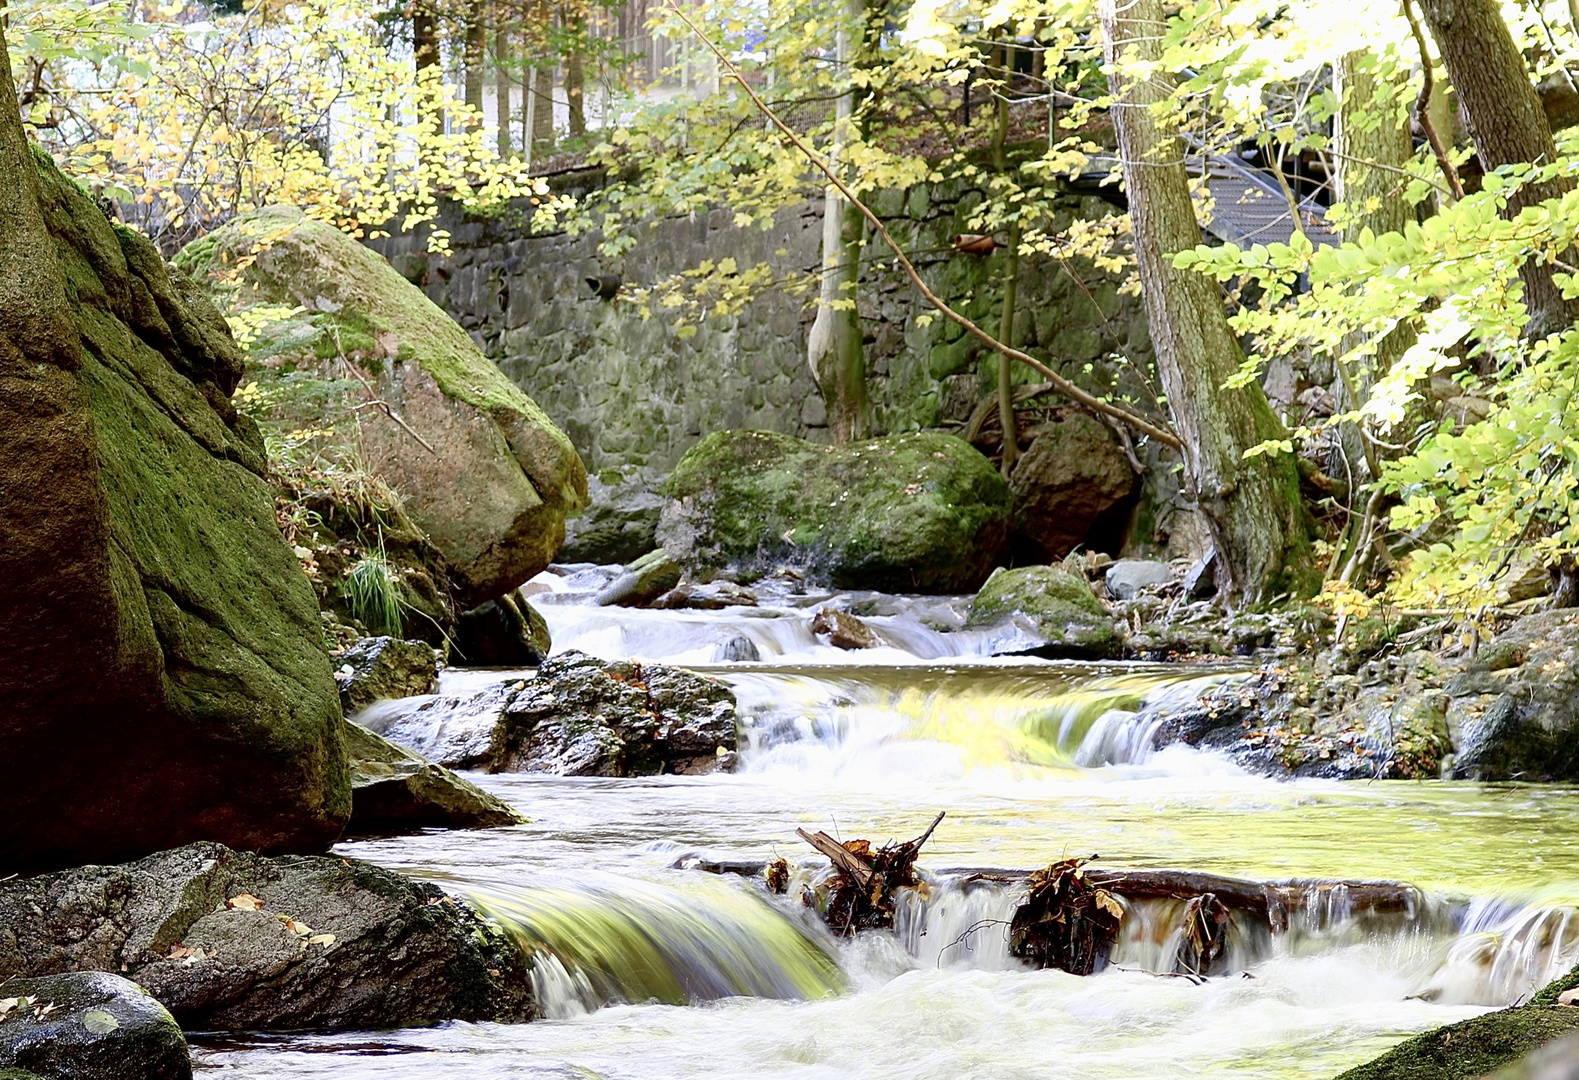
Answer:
657;430;1012;593
0;842;535;1031
176;206;587;609
0;147;347;871
966;565;1121;658
1008;412;1138;561
1334;1005;1579;1080
0;972;190;1080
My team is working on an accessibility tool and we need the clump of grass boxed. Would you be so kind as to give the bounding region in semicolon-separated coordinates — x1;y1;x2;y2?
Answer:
342;552;404;637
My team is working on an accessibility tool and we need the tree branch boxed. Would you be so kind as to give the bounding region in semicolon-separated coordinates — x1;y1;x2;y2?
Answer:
664;2;1183;451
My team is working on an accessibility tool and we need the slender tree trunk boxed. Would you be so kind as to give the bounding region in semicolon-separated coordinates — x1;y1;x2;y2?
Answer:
464;0;487;115
993;45;1020;477
413;6;443;135
564;9;586;138
1419;0;1579;338
533;63;555;149
1100;0;1313;605
1333;50;1416;478
495;19;513;156
806;0;871;442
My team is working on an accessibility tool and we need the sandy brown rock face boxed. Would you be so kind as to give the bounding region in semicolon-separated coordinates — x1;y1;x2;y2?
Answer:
0;148;348;873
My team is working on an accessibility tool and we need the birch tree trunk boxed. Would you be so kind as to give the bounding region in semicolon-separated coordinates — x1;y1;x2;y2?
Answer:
1419;0;1579;338
1099;0;1313;605
805;0;871;442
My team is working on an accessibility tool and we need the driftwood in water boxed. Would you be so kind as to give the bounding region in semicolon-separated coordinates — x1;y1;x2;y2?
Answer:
1175;893;1232;976
1008;857;1124;975
797;812;945;936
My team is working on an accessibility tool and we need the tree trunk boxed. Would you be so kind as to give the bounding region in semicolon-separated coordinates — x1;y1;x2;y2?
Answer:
413;6;443;135
1333;50;1416;480
806;0;871;443
533;63;555;150
495;20;513;157
564;9;586;138
464;0;487;115
1099;0;1313;606
1419;0;1579;338
993;52;1020;477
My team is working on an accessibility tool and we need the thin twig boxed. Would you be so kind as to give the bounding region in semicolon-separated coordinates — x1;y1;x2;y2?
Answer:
1401;0;1466;200
664;2;1183;451
332;330;437;454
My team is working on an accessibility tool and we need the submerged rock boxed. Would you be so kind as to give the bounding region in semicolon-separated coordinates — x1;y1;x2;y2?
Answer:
498;652;737;775
0;843;533;1031
343;721;525;833
965;565;1121;659
658;430;1012;593
811;608;880;650
0;972;190;1080
356;680;521;770
653;581;759;610
1;141;347;872
1008;413;1138;562
335;636;440;713
176;206;587;610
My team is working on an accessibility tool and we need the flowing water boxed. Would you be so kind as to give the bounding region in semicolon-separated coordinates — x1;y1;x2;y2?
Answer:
194;571;1579;1079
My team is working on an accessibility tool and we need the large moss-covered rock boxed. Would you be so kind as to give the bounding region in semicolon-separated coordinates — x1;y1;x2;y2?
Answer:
0;146;347;871
657;430;1012;592
176;206;587;609
0;843;534;1031
343;721;526;833
966;565;1121;658
0;972;190;1080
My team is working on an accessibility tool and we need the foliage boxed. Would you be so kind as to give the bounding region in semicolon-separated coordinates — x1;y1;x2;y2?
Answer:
8;0;565;251
341;551;407;636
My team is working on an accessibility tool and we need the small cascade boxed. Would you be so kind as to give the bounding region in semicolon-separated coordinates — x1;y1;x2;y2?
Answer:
467;874;844;1018
1417;898;1579;1005
727;666;1230;776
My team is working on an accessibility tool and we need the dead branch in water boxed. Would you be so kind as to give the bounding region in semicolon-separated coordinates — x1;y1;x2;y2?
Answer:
797;812;946;936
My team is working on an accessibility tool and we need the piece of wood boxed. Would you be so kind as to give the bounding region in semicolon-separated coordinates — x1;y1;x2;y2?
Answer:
795;828;876;886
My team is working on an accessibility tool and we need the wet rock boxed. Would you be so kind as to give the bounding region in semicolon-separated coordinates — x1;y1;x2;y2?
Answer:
811;608;880;650
1335;965;1579;1080
596;548;682;607
965;565;1121;659
1449;612;1579;780
1495;1031;1579;1080
0;843;533;1031
177;207;587;610
335;636;440;713
714;636;762;663
1105;559;1172;601
343;721;525;833
452;593;551;666
653;581;759;610
658;430;1012;593
559;466;665;565
0;972;190;1080
497;652;737;775
1007;413;1138;561
1182;549;1218;600
356;680;521;770
2;137;347;873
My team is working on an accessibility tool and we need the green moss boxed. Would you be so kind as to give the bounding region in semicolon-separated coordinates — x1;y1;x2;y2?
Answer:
965;564;1121;658
1333;1007;1579;1080
661;430;1013;593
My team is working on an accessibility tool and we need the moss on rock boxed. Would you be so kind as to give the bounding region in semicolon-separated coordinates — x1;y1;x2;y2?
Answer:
965;564;1121;658
1;148;348;872
1333;1006;1579;1080
176;206;586;608
657;430;1013;593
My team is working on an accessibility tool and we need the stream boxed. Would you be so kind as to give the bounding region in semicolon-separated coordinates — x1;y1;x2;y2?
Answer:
194;570;1579;1079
